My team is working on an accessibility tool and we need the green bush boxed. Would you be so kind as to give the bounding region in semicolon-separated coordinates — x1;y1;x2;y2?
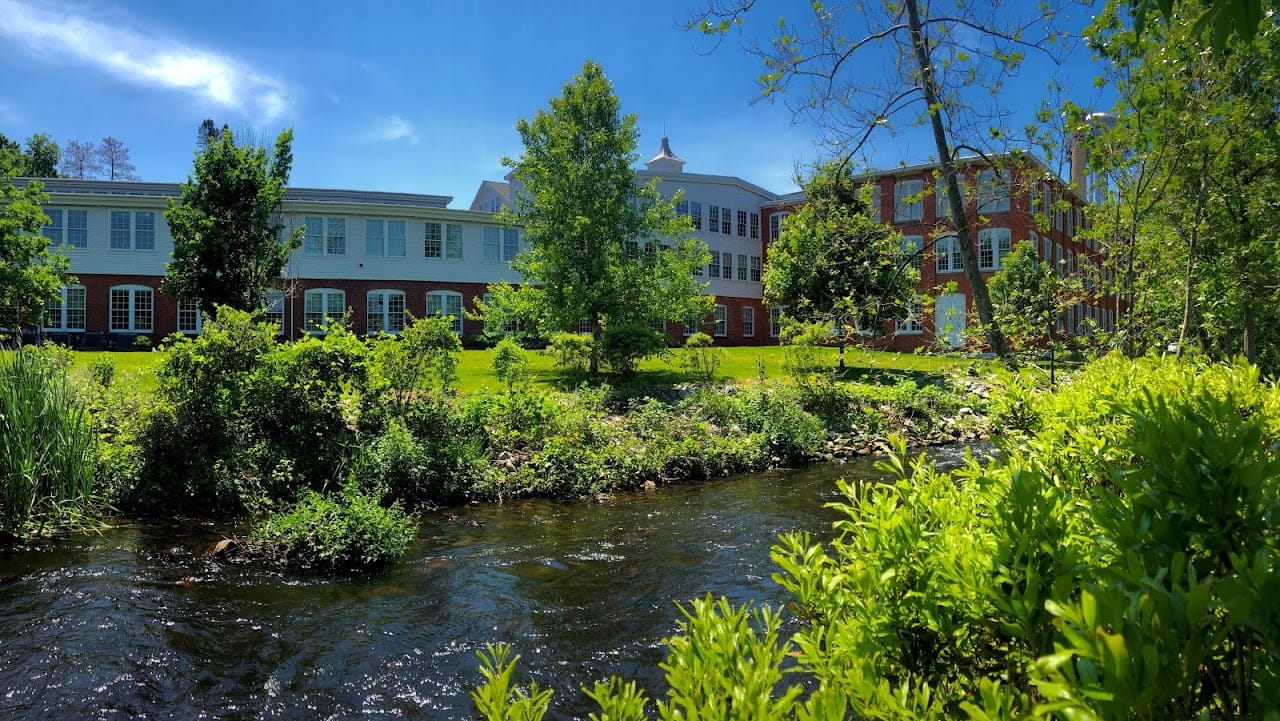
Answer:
0;349;97;539
546;332;592;379
599;321;666;377
680;332;723;383
250;483;417;571
490;337;530;390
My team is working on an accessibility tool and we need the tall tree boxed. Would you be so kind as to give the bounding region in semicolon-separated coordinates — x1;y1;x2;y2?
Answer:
0;148;71;331
22;134;59;178
59;139;102;179
764;159;917;337
485;61;711;374
692;1;1073;360
163;127;302;318
96;136;136;180
198;119;221;149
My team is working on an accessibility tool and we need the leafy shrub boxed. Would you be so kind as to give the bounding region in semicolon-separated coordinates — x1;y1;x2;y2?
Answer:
490;337;530;390
680;332;722;383
250;483;416;571
546;332;591;379
598;321;666;377
87;355;116;388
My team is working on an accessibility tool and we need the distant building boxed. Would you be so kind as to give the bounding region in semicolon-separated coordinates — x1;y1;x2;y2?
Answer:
22;138;1116;351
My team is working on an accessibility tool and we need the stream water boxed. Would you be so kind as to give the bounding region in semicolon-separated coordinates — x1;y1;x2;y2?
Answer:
0;446;976;720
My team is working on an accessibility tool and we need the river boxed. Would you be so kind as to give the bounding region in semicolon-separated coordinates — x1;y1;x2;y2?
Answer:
0;446;976;720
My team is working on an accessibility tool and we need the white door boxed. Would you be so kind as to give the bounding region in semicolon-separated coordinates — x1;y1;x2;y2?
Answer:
934;293;966;348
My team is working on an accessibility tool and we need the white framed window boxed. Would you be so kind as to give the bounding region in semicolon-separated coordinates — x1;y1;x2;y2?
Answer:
896;296;924;334
42;209;63;245
66;210;87;248
935;234;963;273
769;211;789;242
304;217;345;255
304;288;345;332
769;306;786;338
742;306;755;337
901;235;924;271
749;255;762;282
426;291;464;334
935;177;963;221
721;207;732;235
866;184;882;223
265;289;285;335
736;210;748;237
708;205;720;234
690;201;702;230
425;222;444;258
367;289;407;334
44;285;86;331
708;250;721;278
978;227;1012;270
976;169;1010;214
894;179;924;222
177;298;202;334
445;224;463;259
682;314;699;337
365;220;405;257
737;254;748;281
109;285;153;332
714;304;727;337
503;229;519;261
483;227;501;261
749;212;760;239
109;211;154;250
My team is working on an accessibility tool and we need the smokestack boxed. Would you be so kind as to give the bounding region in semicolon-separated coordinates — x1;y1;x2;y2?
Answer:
1070;112;1115;200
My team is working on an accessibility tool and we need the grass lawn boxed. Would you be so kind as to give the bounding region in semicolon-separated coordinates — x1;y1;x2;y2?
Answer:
67;344;983;396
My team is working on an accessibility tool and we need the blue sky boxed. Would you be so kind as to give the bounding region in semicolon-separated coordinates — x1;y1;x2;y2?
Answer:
0;0;1107;207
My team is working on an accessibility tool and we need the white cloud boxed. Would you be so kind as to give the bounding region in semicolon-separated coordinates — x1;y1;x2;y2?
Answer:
361;115;419;145
0;0;290;123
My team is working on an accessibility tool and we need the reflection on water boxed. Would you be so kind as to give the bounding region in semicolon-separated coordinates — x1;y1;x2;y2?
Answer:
0;445;981;720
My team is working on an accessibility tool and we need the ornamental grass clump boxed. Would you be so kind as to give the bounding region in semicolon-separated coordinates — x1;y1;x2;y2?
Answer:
0;348;96;540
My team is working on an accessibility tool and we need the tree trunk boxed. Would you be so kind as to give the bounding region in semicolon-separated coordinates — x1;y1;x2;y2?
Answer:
905;0;1008;360
1177;163;1210;357
1242;301;1257;364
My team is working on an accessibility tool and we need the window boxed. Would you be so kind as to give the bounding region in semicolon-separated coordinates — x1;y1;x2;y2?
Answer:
109;285;153;332
866;184;882;223
177;298;202;334
367;290;407;334
978;228;1012;270
976;169;1010;213
721;207;732;235
366;220;406;257
483;226;501;261
304;288;345;332
749;212;760;239
750;255;762;282
683;314;699;337
42;209;62;245
708;205;720;234
676;199;689;217
769;306;786;338
736;210;748;237
896;296;924;334
737;254;748;281
426;291;464;334
714;304;728;337
44;285;86;330
894;179;924;222
901;235;924;271
935;234;963;273
424;222;443;257
742;306;755;337
769;211;789;242
67;210;87;248
935;178;963;221
503;229;519;261
109;211;154;250
265;290;285;334
690;201;702;230
304;217;345;255
708;250;721;278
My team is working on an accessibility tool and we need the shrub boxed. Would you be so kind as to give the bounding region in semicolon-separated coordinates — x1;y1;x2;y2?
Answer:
546;332;591;379
250;483;417;571
87;355;116;388
0;349;97;539
491;337;530;390
599;321;666;377
679;332;722;383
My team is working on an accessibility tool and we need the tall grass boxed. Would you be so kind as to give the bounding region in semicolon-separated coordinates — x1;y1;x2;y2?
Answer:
0;349;97;539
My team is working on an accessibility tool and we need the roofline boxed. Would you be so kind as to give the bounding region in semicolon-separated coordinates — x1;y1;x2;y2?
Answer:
16;177;455;209
635;169;778;201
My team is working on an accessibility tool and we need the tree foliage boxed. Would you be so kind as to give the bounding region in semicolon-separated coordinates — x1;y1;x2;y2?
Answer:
0;148;70;330
0;132;60;178
485;61;710;374
162;127;302;318
690;1;1074;359
763;159;916;339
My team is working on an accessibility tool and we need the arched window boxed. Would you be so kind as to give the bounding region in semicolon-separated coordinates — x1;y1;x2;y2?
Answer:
426;291;463;334
713;304;728;337
304;288;345;332
109;285;153;332
44;285;87;331
367;289;406;334
935;234;963;273
978;227;1012;270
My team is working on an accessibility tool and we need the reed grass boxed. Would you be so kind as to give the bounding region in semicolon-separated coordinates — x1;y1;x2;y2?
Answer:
0;349;97;539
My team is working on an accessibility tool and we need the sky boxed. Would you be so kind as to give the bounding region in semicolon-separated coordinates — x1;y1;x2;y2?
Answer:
0;0;1109;207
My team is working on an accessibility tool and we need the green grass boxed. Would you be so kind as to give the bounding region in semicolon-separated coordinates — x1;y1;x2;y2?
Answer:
72;345;982;397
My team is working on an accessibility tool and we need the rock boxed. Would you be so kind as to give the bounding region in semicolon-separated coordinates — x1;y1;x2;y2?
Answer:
210;538;239;559
642;480;657;492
